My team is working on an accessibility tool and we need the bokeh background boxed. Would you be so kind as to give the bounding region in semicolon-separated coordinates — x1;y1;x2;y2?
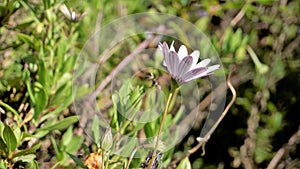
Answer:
0;0;299;168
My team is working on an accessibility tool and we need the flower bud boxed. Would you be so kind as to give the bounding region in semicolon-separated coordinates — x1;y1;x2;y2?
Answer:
101;128;112;150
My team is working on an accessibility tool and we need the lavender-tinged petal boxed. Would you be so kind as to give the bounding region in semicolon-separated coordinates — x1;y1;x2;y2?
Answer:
182;71;208;83
177;56;193;78
162;42;170;57
181;67;207;82
177;45;188;61
169;51;180;76
161;42;173;71
164;50;173;75
184;64;220;82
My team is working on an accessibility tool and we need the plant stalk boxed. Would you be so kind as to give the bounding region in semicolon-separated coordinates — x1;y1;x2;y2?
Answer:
147;93;173;169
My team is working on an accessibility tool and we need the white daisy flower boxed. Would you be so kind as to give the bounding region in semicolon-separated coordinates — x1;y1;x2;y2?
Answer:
158;41;220;84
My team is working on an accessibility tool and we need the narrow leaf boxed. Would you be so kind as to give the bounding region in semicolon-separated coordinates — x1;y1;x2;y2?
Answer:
0;137;8;157
65;136;84;153
41;116;78;131
67;152;87;169
14;143;40;158
92;116;101;146
3;124;17;152
34;86;48;120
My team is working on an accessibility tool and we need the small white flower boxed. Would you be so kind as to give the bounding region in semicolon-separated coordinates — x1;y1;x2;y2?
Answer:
60;4;86;22
158;41;220;84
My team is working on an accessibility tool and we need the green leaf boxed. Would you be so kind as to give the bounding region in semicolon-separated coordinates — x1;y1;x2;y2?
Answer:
144;123;154;137
38;60;51;88
40;87;73;123
40;116;78;131
0;122;4;134
176;157;192;169
48;82;71;107
34;85;48;120
67;153;87;169
61;55;77;74
16;33;34;47
92;115;101;146
82;144;90;155
0;160;7;169
50;136;63;161
65;136;84;153
25;160;39;169
13;19;35;30
32;129;49;139
24;69;35;104
13;154;36;163
3;124;17;152
14;143;40;158
0;137;8;157
61;126;73;147
222;27;233;52
13;125;22;145
18;0;40;23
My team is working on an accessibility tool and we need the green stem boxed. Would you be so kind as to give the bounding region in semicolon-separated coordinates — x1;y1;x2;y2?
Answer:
147;93;173;169
0;101;21;126
105;151;110;169
102;151;105;169
247;45;269;74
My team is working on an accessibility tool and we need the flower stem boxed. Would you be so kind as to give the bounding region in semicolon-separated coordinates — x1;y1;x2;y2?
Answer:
102;151;105;169
147;93;173;169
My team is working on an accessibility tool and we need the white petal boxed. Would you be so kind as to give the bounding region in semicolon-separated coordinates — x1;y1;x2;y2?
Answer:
178;45;188;61
170;41;175;52
206;64;220;73
194;58;211;69
158;42;163;50
190;50;200;70
190;50;200;61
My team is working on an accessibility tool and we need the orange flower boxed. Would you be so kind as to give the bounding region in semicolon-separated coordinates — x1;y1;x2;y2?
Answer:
84;152;102;169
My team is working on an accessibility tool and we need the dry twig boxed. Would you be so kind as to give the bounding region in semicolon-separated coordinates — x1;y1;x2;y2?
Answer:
267;125;300;169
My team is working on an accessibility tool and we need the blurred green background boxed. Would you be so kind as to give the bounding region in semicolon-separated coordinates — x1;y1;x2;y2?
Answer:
0;0;299;168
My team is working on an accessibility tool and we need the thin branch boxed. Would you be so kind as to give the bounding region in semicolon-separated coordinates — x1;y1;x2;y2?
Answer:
196;68;236;150
89;40;151;102
231;0;252;26
171;68;237;166
267;125;300;169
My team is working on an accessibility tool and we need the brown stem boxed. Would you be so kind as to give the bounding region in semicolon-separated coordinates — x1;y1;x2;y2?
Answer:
267;125;300;169
147;93;173;169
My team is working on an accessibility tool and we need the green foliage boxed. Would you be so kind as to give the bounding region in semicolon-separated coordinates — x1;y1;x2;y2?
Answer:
0;0;299;168
0;122;40;168
176;157;192;169
50;126;84;165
